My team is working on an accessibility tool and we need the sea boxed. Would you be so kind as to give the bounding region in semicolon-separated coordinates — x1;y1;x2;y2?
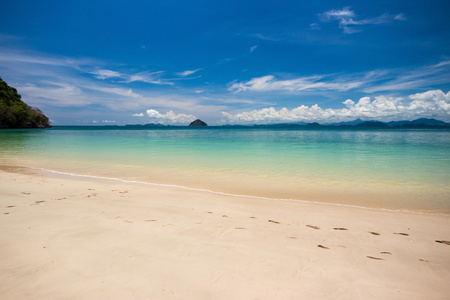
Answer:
1;126;449;213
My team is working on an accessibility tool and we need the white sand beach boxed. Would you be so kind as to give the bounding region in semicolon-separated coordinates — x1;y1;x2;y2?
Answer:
1;166;449;299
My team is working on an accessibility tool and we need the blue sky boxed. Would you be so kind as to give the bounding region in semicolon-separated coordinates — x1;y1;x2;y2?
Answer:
1;0;449;125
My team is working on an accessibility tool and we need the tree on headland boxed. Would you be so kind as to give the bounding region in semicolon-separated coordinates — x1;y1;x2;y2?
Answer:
0;77;51;129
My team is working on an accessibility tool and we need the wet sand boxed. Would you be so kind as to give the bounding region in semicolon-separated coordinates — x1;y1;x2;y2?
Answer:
1;166;449;299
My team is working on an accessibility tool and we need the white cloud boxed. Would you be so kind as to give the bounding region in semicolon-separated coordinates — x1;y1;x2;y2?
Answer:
230;60;450;94
91;69;121;79
395;14;407;21
87;86;141;98
364;60;450;93
90;68;174;85
309;23;321;30
319;7;405;34
132;113;144;117
126;71;173;85
18;82;88;107
229;74;364;93
250;33;281;42
0;49;97;68
142;109;197;124
221;90;450;123
176;69;202;77
250;45;258;53
102;120;116;123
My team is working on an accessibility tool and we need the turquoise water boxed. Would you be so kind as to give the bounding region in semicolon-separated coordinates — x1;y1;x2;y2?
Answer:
1;126;449;212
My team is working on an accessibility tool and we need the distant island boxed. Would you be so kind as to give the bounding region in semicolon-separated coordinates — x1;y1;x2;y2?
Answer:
189;119;208;126
0;77;51;129
125;123;165;127
121;118;450;129
245;118;450;129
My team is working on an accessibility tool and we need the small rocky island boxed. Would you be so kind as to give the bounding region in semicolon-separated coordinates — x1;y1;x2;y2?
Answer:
189;119;208;126
0;77;51;129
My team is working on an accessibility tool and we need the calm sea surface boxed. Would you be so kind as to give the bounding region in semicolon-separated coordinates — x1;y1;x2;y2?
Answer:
1;126;449;212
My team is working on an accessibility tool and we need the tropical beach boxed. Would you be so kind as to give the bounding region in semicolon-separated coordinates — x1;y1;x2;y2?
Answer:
2;0;450;299
1;125;450;299
1;165;450;300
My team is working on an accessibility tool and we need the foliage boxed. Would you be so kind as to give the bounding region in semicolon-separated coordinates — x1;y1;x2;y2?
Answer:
0;77;50;129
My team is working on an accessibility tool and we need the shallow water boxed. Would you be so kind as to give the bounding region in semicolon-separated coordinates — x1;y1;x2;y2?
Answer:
1;126;449;212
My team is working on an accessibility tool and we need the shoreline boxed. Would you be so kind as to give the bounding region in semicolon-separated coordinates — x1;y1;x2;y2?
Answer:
1;165;450;299
3;160;449;214
34;166;450;216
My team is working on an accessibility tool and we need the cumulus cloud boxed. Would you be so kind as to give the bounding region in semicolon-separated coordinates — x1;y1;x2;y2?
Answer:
132;109;197;124
319;7;405;34
221;90;450;123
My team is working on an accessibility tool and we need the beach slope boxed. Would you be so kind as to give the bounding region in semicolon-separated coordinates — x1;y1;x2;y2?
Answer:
1;167;449;299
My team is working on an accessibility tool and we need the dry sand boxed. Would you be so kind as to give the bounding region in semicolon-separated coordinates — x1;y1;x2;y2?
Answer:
0;166;449;299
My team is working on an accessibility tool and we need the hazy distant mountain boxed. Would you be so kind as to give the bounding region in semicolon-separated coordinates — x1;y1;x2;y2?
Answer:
125;123;165;127
247;118;449;128
356;121;389;128
124;118;449;128
387;118;448;127
325;119;366;126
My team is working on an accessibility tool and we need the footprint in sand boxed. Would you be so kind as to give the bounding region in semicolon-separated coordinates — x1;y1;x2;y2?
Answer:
380;252;392;255
145;219;157;222
6;206;15;208
21;192;30;195
367;256;384;260
394;232;409;236
419;259;430;262
268;220;280;224
306;225;320;230
235;227;246;230
318;245;329;249
333;227;348;231
369;232;380;235
286;237;298;240
435;240;450;245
